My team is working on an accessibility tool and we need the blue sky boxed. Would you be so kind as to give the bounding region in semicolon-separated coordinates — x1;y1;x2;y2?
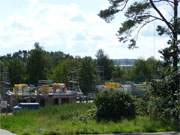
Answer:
0;0;172;59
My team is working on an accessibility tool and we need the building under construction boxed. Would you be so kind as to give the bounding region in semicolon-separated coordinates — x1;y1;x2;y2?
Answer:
6;81;83;107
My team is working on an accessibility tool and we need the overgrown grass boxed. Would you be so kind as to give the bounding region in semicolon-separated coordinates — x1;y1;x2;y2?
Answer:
0;103;176;135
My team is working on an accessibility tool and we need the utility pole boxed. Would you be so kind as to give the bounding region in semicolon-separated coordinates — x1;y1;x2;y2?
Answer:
68;67;80;92
96;66;104;84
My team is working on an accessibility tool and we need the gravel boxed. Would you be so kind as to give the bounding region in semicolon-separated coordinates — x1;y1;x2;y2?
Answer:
0;129;16;135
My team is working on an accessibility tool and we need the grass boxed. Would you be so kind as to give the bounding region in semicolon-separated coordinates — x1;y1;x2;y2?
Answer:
0;103;176;135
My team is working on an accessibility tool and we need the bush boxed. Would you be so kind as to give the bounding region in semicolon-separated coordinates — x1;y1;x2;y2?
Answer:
134;97;149;116
150;72;180;128
94;90;135;121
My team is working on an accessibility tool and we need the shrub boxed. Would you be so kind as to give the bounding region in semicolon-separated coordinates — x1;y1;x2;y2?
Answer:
134;97;149;116
133;86;151;116
44;130;61;135
94;90;135;121
150;71;180;128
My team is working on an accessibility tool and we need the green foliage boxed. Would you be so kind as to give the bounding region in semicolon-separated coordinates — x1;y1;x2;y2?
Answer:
0;60;8;81
95;91;135;121
118;20;136;34
1;103;176;134
8;59;26;86
51;58;80;85
99;0;153;48
99;8;119;23
132;57;160;83
133;96;149;116
27;43;47;84
50;56;98;93
112;57;160;83
0;51;28;86
112;66;132;82
125;2;150;19
49;51;73;67
96;49;114;81
79;57;97;94
51;58;72;84
99;0;179;79
0;43;74;86
1;45;162;87
99;0;179;49
150;71;180;127
132;59;149;83
112;66;124;82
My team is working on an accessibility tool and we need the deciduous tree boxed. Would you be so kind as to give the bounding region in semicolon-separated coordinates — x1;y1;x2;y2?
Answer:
27;43;47;84
79;57;97;94
96;49;114;81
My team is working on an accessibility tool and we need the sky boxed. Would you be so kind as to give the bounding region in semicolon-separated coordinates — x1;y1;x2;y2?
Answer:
0;0;173;59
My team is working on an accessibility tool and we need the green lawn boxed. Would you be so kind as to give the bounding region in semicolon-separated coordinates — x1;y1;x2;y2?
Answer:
0;103;175;135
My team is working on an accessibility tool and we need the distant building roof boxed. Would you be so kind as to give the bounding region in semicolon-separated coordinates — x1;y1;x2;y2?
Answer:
112;59;136;66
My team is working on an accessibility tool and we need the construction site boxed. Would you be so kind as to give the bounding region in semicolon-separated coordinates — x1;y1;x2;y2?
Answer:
0;64;84;112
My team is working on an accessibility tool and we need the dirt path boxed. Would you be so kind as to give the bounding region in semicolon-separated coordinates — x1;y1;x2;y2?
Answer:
0;129;16;135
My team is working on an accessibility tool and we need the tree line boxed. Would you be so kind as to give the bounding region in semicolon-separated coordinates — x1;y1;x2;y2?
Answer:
0;42;161;94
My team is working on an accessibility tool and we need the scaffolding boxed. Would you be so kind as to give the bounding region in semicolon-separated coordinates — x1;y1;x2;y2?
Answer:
0;64;9;100
67;67;81;92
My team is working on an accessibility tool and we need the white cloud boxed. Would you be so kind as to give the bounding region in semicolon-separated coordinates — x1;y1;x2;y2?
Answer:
0;0;170;59
28;0;40;5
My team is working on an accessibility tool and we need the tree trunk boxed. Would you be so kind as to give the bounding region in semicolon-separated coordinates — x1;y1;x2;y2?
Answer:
171;0;179;124
172;0;179;92
172;0;179;72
